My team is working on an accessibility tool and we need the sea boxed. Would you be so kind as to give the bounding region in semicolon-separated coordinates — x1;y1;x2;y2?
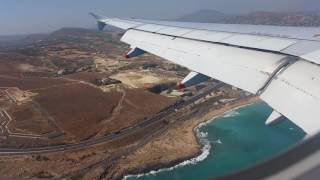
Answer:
125;101;306;180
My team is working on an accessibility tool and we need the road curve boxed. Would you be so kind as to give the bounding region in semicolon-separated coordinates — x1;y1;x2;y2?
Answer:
0;83;224;156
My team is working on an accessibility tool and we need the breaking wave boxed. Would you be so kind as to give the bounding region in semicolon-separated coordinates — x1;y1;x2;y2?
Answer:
123;104;250;180
222;110;240;118
123;122;212;180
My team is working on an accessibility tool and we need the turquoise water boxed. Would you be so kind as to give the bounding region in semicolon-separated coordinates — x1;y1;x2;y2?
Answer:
126;102;306;180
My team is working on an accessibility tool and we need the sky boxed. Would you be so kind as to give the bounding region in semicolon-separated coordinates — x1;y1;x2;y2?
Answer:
0;0;319;35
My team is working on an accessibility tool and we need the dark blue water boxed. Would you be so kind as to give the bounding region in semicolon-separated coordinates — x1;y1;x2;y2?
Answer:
126;102;306;180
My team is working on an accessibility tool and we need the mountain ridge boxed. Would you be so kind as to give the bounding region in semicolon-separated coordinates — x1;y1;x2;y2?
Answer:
2;10;320;45
175;10;320;26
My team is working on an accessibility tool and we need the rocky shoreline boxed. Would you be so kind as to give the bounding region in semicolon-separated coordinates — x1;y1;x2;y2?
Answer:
107;97;261;180
122;152;203;179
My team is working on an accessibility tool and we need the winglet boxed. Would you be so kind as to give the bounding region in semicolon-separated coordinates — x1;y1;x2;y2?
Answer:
89;12;106;31
89;12;103;20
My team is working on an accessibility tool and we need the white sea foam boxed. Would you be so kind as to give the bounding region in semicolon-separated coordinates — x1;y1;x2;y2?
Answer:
123;125;211;180
222;110;240;118
213;139;222;144
123;103;254;180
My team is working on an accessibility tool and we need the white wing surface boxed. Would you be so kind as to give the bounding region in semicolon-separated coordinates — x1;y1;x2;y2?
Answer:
91;13;320;135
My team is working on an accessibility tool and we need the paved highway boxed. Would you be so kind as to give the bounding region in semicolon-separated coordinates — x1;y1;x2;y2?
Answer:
0;82;224;156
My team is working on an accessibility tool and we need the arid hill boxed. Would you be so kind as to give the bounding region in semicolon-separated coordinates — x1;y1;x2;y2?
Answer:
176;10;320;26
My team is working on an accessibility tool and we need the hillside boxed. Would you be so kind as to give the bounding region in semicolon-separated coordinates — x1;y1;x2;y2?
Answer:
175;9;228;23
176;10;320;26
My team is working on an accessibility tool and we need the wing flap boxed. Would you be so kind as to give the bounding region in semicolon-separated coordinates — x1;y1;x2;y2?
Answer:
136;24;167;32
282;41;320;57
122;29;288;94
93;15;320;135
157;27;193;37
222;35;297;51
97;17;320;65
301;50;320;64
260;61;320;134
183;30;234;42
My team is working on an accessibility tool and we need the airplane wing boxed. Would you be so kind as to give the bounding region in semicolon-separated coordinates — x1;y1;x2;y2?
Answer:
90;13;320;136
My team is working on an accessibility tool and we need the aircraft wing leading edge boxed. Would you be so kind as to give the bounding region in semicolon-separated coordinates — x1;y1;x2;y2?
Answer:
91;13;320;136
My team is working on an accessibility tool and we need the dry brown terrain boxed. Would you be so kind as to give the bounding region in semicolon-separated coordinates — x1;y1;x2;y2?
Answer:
0;28;183;148
98;89;177;134
0;122;161;179
64;72;105;83
106;97;260;179
33;83;122;141
0;86;251;180
8;103;54;135
0;28;253;179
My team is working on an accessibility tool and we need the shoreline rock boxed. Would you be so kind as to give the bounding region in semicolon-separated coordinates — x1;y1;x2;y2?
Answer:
110;97;260;180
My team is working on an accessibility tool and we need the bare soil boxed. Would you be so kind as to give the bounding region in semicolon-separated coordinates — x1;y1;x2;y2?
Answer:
33;83;122;141
8;103;54;135
108;97;260;179
98;88;177;135
64;72;106;83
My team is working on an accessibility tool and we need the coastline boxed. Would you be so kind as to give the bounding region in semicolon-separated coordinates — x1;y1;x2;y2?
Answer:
108;97;261;180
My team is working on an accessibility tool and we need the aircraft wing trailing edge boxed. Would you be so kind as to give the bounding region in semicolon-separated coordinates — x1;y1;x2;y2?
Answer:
90;13;320;136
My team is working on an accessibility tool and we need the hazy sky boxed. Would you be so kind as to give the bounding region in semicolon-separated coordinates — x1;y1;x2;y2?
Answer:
0;0;319;35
